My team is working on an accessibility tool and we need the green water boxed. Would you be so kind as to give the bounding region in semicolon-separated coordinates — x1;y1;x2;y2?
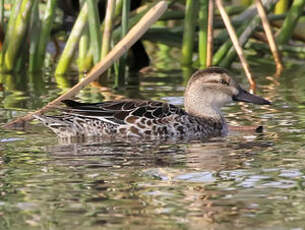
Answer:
1;62;305;230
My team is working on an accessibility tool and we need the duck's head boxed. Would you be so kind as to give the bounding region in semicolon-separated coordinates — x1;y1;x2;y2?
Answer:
184;67;270;118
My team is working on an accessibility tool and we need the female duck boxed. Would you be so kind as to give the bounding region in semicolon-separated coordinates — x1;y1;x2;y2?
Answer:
34;67;270;139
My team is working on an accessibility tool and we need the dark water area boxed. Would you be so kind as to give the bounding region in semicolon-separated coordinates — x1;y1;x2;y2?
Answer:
1;58;305;229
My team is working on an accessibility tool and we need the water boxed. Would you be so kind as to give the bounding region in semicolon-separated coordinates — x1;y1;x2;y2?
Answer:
1;62;305;230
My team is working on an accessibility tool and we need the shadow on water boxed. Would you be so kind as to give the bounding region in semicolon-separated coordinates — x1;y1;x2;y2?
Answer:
1;62;305;229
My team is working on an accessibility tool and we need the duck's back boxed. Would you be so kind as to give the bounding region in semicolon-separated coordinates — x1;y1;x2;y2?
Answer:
34;100;199;139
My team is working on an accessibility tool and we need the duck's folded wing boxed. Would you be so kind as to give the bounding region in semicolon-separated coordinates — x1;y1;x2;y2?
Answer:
61;100;186;126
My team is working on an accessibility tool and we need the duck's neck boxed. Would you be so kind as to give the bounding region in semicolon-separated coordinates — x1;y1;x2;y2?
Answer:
185;102;224;121
184;90;224;122
184;94;228;135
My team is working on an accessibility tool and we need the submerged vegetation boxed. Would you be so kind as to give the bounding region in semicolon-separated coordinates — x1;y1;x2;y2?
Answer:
1;0;305;127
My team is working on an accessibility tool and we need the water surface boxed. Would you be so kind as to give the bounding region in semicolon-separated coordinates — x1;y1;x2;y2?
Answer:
1;63;305;230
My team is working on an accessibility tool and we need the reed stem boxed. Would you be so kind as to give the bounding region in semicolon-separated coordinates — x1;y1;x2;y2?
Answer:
1;0;22;68
101;0;116;59
78;26;92;73
36;0;57;70
0;0;4;27
29;0;41;72
206;0;214;67
77;0;92;73
3;1;168;129
220;0;277;68
0;0;3;52
198;0;208;69
111;3;156;44
274;0;289;14
182;0;198;66
55;3;88;75
255;0;283;76
215;0;256;91
276;0;305;45
213;25;245;65
87;0;101;64
4;0;33;72
116;0;130;88
248;40;305;55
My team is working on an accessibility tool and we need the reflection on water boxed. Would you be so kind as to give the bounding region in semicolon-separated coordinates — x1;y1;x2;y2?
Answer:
1;64;305;229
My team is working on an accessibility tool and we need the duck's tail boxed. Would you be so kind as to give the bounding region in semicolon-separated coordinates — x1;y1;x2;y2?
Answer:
33;114;78;138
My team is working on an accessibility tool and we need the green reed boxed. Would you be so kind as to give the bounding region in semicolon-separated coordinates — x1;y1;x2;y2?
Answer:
78;25;92;73
55;3;88;75
198;0;209;68
87;0;101;64
0;0;305;91
101;0;116;60
36;0;57;70
274;0;289;14
115;0;130;88
276;0;305;45
182;0;198;66
0;0;4;28
3;0;33;72
218;0;277;68
29;1;41;72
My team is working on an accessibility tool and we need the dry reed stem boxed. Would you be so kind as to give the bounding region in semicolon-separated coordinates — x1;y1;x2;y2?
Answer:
2;1;168;130
215;0;256;92
255;0;283;77
206;0;214;67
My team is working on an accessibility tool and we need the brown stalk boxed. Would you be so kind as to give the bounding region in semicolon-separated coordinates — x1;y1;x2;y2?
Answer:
206;0;214;67
255;0;283;77
2;1;168;130
215;0;256;92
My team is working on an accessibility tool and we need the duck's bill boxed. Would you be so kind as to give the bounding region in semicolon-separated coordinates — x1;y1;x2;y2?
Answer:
233;88;271;105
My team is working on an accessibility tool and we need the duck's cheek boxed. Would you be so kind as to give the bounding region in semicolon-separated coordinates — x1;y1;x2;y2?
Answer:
225;95;234;104
222;86;238;98
214;94;232;107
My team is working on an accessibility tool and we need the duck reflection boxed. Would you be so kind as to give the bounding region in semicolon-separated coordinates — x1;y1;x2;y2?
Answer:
42;132;273;229
45;131;269;171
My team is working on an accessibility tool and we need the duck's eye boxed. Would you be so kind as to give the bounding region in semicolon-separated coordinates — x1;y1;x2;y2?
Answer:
220;79;229;85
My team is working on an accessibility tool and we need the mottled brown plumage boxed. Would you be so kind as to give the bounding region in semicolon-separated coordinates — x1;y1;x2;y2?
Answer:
34;67;270;140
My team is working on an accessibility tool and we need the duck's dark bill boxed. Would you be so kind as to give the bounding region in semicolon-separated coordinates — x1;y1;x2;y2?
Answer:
233;88;271;105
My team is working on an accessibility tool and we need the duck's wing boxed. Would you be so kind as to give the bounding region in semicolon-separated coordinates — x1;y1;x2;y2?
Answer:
61;100;186;126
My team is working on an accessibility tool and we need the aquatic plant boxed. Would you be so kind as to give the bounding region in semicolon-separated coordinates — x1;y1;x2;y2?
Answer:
0;0;304;92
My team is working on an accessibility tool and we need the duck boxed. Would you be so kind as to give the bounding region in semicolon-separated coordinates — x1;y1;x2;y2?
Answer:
34;67;270;140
